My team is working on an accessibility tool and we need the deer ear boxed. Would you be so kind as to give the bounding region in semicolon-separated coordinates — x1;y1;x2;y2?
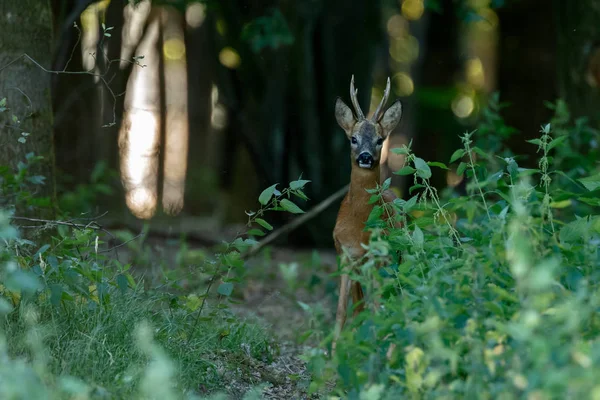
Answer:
335;97;355;134
379;99;402;138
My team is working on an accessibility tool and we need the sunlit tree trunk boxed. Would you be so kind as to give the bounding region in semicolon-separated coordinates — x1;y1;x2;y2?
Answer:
118;5;162;219
160;5;189;216
0;0;56;217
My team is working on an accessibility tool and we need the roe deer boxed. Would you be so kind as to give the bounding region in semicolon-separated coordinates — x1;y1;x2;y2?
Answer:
331;75;403;354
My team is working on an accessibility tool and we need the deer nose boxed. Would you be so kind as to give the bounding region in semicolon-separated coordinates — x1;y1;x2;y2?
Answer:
357;152;374;168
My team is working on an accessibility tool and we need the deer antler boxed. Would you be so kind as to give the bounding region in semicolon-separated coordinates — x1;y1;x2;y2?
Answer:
371;77;391;122
350;75;365;120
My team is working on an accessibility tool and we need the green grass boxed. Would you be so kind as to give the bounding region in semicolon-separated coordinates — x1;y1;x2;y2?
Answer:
3;293;273;397
0;209;285;399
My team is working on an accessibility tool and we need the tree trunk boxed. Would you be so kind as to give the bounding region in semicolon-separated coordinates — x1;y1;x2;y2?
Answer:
495;0;556;166
554;0;600;126
0;0;56;218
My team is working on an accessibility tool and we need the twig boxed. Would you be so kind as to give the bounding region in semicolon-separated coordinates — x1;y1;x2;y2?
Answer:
9;214;146;259
241;184;349;259
98;232;144;253
10;215;108;234
69;211;109;221
1;49;143;127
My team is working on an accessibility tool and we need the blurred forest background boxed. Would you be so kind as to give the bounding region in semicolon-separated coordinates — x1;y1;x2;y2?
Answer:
2;0;599;248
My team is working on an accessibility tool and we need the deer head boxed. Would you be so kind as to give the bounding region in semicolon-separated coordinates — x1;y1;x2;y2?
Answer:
335;75;403;169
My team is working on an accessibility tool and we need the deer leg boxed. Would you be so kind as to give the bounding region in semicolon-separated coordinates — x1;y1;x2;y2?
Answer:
351;281;365;316
332;273;351;355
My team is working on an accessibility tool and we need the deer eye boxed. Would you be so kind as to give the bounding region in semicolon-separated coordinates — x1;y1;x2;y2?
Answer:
351;136;358;145
377;138;383;146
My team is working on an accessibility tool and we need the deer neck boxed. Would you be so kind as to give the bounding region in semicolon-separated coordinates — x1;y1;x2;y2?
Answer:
347;163;381;207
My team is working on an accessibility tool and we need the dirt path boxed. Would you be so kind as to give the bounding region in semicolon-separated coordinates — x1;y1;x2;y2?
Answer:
115;234;340;399
224;246;340;399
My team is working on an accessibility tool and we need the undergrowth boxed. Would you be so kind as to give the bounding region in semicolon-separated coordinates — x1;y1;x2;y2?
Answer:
302;98;600;399
1;93;312;398
2;88;600;400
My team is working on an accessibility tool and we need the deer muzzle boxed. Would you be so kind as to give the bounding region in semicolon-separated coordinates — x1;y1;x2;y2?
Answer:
357;152;374;169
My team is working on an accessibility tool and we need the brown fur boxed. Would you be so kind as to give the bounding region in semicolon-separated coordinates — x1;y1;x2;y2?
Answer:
331;76;403;355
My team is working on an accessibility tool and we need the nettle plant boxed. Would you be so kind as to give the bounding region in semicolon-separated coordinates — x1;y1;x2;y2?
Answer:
0;98;51;214
185;178;310;331
306;120;600;398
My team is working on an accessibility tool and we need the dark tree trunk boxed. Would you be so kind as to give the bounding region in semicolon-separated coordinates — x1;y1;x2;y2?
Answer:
495;0;556;163
411;0;464;191
0;0;56;218
554;0;600;125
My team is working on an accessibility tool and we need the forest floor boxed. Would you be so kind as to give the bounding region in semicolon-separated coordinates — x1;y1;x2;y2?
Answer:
117;233;341;399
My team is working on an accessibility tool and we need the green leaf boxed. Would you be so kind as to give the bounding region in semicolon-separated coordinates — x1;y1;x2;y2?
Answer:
412;225;424;247
217;282;234;296
547;135;568;150
394;166;416;176
578;173;600;192
382;177;391;190
222;251;244;269
50;284;64;306
413;157;432;179
258;183;278;205
366;205;384;228
290;179;311;190
541;123;551;134
484;301;504;317
34;244;50;259
450;149;466;163
404;195;418;212
116;274;129;293
391;147;410;155
280;198;304;214
292;189;309;201
297;301;311;312
578;197;600;206
472;146;488;158
186;294;201;311
487;283;518;303
126;273;136;289
559;218;587;243
255;218;273;231
247;228;265;237
526;138;542;146
456;162;467;176
428;161;449;170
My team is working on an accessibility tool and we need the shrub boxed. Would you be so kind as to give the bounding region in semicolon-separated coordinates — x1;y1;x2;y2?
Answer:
304;101;600;399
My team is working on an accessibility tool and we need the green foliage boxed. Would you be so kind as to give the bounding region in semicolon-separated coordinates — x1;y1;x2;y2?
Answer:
241;8;294;53
0;97;51;213
475;91;519;157
303;106;600;398
57;161;118;217
187;179;310;333
0;146;310;398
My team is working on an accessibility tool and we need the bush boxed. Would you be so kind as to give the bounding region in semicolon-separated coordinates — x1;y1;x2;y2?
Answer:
304;101;600;399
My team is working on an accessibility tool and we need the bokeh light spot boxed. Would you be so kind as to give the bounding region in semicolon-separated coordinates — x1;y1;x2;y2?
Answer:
452;94;475;118
402;0;424;21
393;72;415;96
185;2;206;28
219;47;241;69
163;38;186;61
